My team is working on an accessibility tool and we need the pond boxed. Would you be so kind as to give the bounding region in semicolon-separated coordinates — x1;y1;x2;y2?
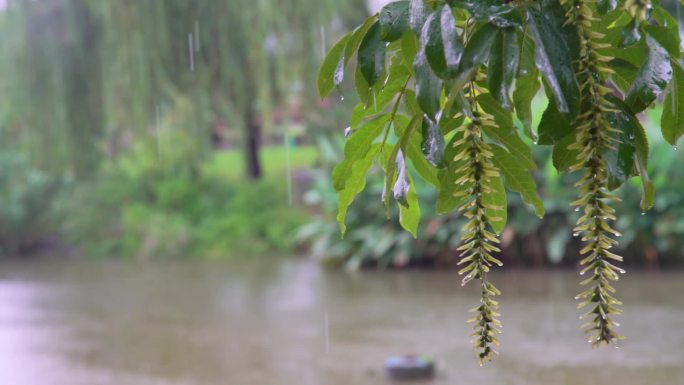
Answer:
0;258;682;384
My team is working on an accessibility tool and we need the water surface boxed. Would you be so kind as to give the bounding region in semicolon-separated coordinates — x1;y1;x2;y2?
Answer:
0;258;682;385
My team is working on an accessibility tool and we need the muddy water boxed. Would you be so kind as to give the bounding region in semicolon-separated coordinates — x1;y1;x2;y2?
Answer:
0;258;682;385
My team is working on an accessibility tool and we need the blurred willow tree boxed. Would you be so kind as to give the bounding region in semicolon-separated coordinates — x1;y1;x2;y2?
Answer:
0;0;367;179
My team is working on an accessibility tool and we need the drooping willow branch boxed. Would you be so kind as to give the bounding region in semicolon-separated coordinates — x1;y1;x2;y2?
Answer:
563;0;625;346
453;101;504;364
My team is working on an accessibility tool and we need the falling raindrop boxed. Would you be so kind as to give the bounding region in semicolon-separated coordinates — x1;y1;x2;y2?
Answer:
641;212;646;216
194;20;200;53
155;104;162;160
344;127;352;137
674;145;679;151
574;207;580;212
284;130;293;206
320;25;326;59
324;311;330;353
188;33;195;72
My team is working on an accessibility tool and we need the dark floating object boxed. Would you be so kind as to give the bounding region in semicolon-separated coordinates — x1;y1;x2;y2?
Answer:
384;355;435;380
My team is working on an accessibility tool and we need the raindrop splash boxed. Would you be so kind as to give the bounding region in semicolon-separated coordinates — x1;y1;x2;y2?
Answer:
324;311;330;353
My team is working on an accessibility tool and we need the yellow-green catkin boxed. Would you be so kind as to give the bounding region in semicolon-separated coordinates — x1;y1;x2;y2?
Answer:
453;110;504;364
624;0;652;22
563;0;625;346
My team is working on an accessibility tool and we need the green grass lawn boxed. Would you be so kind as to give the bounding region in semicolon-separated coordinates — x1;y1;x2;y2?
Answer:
204;145;318;180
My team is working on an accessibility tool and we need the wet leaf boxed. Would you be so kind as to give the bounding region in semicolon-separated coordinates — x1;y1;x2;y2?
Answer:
344;16;377;65
487;28;519;110
337;144;381;234
393;150;410;207
408;0;427;35
526;7;581;116
358;21;387;86
491;145;544;217
414;21;443;120
513;71;540;140
552;134;578;172
379;1;410;42
450;0;522;28
332;114;391;191
596;0;618;14
399;169;421;237
620;18;641;48
610;58;640;93
483;173;507;234
478;93;535;170
662;59;684;146
437;131;468;214
317;33;351;98
644;24;681;59
421;116;445;166
626;36;673;113
537;98;573;145
423;6;463;79
384;115;422;212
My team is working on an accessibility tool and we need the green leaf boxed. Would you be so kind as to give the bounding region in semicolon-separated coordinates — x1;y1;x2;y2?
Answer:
644;24;681;59
337;144;381;234
635;149;655;212
345;16;378;65
442;23;498;115
379;1;410;42
437;130;469;214
488;28;519;110
421;116;445;166
408;0;427;35
620;19;641;48
423;6;464;79
537;98;573;145
393;149;410;207
517;28;536;77
625;35;673;113
406;135;440;187
351;56;411;126
541;0;580;63
596;0;618;14
384;115;422;211
401;30;419;72
552;133;578;172
603;108;637;190
358;21;387;86
477;93;535;170
490;145;544;217
662;60;684;146
457;22;498;80
513;71;540;140
483;173;507;234
450;0;522;28
414;27;443;120
399;170;421;237
332;114;391;191
526;7;581;116
610;58;640;93
317;33;351;98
